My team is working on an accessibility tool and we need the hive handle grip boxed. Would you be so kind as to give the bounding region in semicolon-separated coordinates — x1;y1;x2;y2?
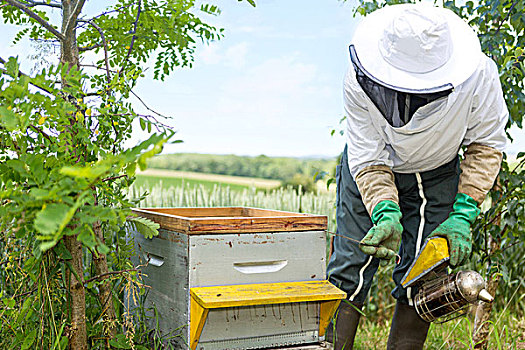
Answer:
233;260;288;274
144;252;164;267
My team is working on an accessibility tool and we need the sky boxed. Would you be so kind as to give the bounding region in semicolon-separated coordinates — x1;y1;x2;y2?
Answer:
130;0;360;157
0;0;523;158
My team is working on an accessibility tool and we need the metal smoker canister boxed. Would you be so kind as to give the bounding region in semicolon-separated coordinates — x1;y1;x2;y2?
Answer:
413;270;494;323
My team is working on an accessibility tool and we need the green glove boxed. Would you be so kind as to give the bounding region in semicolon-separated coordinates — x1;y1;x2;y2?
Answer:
429;193;480;267
360;200;402;266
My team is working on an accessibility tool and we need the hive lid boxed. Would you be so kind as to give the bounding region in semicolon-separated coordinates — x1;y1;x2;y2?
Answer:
131;207;327;234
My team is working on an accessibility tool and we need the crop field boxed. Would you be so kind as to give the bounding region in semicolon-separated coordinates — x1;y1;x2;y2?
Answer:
135;169;282;192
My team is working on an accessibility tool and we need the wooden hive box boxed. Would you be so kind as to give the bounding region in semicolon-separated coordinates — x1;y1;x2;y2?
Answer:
129;207;345;350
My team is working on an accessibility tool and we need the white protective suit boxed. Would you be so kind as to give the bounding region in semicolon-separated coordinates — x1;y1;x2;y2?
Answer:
344;53;508;178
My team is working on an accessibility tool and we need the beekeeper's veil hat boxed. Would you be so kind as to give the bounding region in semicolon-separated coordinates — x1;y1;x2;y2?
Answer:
351;4;482;93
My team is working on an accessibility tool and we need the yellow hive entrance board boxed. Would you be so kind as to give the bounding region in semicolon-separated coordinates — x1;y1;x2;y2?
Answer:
189;280;346;350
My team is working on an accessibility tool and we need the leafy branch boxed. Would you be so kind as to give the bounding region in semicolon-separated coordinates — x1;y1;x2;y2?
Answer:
78;19;110;83
119;0;142;77
19;0;61;8
0;0;65;40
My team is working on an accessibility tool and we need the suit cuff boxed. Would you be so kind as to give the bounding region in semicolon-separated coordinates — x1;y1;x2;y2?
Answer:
355;165;399;216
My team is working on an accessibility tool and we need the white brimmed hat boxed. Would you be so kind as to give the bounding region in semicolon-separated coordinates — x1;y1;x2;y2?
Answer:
351;4;482;92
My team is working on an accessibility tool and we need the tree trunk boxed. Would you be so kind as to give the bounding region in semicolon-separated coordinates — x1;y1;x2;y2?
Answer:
60;1;87;349
93;220;117;340
472;235;501;349
60;0;81;67
64;234;87;350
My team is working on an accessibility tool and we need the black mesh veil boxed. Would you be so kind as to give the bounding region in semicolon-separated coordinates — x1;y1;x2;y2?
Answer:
349;45;453;128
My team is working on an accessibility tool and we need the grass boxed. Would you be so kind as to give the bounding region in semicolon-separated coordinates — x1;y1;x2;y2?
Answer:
353;308;525;349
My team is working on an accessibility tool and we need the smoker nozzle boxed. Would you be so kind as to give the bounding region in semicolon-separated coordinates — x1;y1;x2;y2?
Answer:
478;289;494;303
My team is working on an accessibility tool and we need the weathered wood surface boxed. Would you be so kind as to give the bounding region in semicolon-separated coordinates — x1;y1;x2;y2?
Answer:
132;207;327;234
190;281;346;309
129;207;332;349
188;231;326;287
130;228;191;348
198;303;319;348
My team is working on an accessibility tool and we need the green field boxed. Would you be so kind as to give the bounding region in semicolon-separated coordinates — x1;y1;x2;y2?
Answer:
134;174;251;192
134;169;282;192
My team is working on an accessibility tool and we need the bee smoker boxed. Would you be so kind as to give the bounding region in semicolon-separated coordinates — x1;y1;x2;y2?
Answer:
413;270;494;323
401;237;494;323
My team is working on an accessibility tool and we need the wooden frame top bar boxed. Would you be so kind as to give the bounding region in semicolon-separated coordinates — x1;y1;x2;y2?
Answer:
131;207;327;234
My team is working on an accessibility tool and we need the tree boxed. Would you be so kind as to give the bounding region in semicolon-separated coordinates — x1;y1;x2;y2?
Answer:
0;0;253;348
351;0;524;348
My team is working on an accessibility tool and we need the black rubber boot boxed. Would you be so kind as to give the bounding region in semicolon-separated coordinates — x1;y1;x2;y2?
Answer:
325;301;362;350
387;302;431;350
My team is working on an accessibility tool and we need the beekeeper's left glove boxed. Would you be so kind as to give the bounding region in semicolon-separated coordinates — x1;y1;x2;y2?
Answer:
429;193;480;267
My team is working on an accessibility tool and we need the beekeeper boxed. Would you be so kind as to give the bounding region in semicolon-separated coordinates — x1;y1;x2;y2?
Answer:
326;4;508;350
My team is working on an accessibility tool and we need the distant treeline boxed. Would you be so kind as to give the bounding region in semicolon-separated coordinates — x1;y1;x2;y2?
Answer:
148;153;337;181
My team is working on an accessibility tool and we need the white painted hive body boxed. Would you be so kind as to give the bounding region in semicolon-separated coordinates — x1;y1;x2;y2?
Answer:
129;207;333;350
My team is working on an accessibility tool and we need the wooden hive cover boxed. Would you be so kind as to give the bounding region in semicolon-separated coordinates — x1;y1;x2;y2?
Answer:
131;207;327;234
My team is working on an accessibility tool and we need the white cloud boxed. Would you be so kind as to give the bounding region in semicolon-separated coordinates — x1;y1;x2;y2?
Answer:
199;42;222;65
198;42;250;67
153;51;345;157
224;42;249;67
208;53;339;137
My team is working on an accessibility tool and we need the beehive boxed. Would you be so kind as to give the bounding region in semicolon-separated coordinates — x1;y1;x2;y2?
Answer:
129;207;345;349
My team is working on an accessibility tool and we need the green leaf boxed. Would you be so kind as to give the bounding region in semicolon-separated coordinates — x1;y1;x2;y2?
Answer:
77;228;97;249
125;162;137;177
98;242;110;255
34;203;70;235
59;337;68;349
6;159;29;177
26;154;47;184
38;240;59;252
0;106;19;131
326;177;335;190
21;330;37;350
108;334;132;349
51;323;67;350
3;298;15;308
30;188;51;200
60;163;111;179
5;56;20;77
53;241;72;259
35;193;89;251
16;297;33;324
127;216;160;239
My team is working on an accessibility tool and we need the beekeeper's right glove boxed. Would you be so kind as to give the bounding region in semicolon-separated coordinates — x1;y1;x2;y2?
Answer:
354;165;401;266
